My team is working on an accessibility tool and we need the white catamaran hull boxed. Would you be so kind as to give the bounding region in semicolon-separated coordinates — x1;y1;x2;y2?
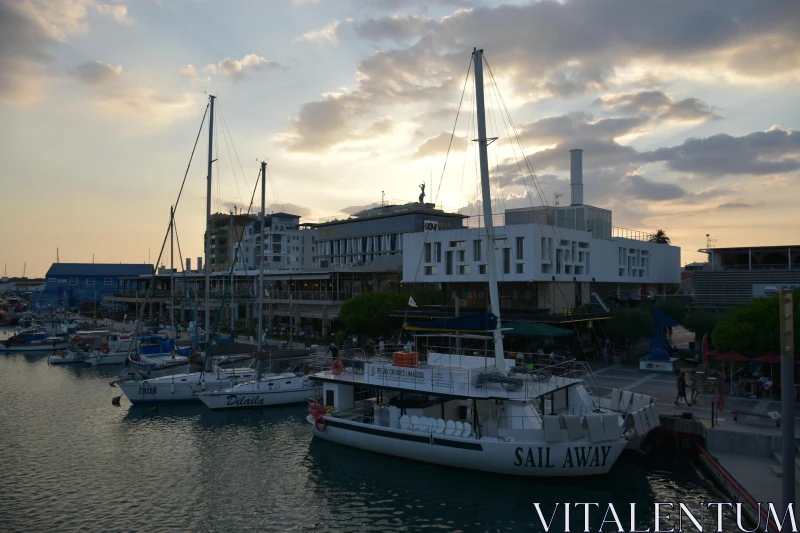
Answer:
198;382;320;409
118;372;257;404
308;416;627;477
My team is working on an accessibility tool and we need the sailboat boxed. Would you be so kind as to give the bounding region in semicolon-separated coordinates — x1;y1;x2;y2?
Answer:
197;161;320;409
304;49;658;476
117;95;257;404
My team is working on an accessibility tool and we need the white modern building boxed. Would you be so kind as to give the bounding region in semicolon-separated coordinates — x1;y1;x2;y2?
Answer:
402;150;681;314
236;213;307;272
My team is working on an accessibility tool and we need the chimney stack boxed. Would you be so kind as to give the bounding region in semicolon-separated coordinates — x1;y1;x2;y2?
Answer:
570;149;583;206
197;257;203;272
186;258;191;272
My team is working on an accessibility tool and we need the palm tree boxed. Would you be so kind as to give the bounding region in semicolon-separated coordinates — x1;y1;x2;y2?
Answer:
648;229;671;244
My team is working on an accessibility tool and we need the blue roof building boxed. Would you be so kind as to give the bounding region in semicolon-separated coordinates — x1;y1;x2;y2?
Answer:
35;263;154;311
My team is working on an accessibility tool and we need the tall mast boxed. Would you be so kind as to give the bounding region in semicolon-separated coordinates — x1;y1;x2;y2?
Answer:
205;95;215;356
473;48;505;370
170;205;175;345
258;161;266;353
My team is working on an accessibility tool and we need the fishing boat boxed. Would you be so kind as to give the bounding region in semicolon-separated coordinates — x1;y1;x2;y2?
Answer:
0;327;68;351
48;349;90;364
305;49;658;477
84;331;136;365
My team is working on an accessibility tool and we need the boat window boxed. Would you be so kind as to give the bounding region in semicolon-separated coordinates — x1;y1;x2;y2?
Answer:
286;381;292;384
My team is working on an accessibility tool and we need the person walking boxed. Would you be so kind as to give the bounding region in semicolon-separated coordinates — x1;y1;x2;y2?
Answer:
689;371;700;404
674;371;689;406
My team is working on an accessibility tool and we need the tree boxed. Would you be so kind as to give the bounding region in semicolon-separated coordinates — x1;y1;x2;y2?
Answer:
648;229;671;244
683;311;719;343
713;288;800;356
656;297;686;324
339;290;443;337
604;307;655;358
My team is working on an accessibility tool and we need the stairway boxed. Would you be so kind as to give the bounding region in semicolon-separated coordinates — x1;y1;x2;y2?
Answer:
591;292;610;313
769;446;800;485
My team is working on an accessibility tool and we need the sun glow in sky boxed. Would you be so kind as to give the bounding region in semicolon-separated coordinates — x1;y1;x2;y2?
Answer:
1;0;799;277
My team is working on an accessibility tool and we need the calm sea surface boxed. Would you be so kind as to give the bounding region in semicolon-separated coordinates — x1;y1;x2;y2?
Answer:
0;339;725;532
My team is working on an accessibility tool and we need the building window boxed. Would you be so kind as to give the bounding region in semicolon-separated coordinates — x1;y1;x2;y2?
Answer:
424;266;438;275
516;237;524;260
434;242;441;263
445;251;454;275
503;248;511;274
425;243;432;263
69;278;78;285
479;265;487;275
449;240;465;248
458;265;471;275
86;278;95;286
457;250;466;262
496;238;508;246
516;263;525;274
48;278;57;283
104;278;112;286
473;240;482;261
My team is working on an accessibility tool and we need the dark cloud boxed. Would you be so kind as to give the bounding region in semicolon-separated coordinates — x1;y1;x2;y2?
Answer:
638;126;800;177
518;112;646;144
0;0;55;102
353;14;436;42
595;90;719;122
718;202;756;209
70;60;121;85
413;132;466;159
623;175;687;201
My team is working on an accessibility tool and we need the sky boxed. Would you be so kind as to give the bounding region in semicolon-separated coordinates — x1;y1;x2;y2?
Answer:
1;0;799;277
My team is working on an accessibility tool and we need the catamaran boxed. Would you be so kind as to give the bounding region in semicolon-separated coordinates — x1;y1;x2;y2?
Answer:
305;49;658;477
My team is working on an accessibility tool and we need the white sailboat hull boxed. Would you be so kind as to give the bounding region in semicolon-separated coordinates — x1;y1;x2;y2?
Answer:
85;354;127;365
198;380;319;409
118;370;257;404
309;415;627;477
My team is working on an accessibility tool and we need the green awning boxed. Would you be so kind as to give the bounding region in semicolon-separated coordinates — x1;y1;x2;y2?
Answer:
503;321;573;338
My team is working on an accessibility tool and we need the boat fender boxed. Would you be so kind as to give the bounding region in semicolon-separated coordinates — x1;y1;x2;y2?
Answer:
331;358;344;375
100;344;111;354
59;350;67;359
171;383;175;394
111;396;121;406
73;336;81;343
315;416;327;432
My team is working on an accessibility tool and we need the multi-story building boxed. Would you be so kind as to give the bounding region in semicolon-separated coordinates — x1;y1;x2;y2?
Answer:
206;212;258;272
236;212;305;271
690;245;800;309
36;263;154;311
403;150;681;316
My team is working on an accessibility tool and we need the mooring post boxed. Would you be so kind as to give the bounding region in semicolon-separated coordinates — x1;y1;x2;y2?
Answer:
711;401;715;428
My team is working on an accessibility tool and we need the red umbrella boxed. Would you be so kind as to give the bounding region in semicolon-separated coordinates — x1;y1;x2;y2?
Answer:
755;353;781;364
715;352;749;361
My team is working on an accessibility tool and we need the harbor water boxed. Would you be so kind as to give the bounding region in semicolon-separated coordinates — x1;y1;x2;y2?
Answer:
0;347;725;532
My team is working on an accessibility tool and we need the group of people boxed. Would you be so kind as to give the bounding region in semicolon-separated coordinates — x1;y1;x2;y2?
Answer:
674;369;701;407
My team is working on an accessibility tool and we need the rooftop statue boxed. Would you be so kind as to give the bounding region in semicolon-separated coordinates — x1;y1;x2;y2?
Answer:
419;182;426;204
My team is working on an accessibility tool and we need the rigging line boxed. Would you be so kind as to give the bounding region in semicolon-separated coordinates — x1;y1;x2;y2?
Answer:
433;54;474;206
172;215;201;341
266;164;282;212
216;102;251;193
484;77;506;218
172;103;209;222
206;166;261;355
457;73;475;213
218;104;247;214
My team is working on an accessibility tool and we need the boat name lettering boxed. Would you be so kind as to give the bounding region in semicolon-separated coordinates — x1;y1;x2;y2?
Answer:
226;395;265;406
375;367;425;379
513;446;612;468
138;386;157;395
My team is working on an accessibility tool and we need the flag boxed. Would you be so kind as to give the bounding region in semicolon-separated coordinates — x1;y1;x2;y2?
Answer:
408;296;417;308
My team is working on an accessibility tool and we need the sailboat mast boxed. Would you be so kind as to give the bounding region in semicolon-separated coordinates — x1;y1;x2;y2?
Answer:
170;205;175;344
258;161;266;353
473;48;505;370
205;95;215;353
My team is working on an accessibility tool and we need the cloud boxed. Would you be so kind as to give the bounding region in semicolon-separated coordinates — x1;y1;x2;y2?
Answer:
283;91;367;152
413;132;466;159
297;14;435;45
623;175;687;201
93;89;202;126
717;202;756;209
69;60;122;85
595;90;719;123
639;126;800;177
273;203;314;218
95;3;133;25
296;20;347;43
284;1;799;151
179;64;196;78
340;203;382;215
518;112;646;145
205;53;282;79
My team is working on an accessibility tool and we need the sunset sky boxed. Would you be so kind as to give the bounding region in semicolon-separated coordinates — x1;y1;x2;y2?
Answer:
2;0;799;277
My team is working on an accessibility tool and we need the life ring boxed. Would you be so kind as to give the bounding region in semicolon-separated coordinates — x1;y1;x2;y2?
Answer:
331;358;344;375
315;416;327;432
100;344;111;355
716;394;724;412
73;336;82;343
58;350;67;359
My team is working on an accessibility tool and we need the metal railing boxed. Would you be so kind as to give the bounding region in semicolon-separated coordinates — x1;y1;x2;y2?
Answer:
612;227;652;241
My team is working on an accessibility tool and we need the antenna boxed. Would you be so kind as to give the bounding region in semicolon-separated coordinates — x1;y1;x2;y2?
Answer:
23;262;26;278
381;190;385;207
554;192;562;207
57;248;60;263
